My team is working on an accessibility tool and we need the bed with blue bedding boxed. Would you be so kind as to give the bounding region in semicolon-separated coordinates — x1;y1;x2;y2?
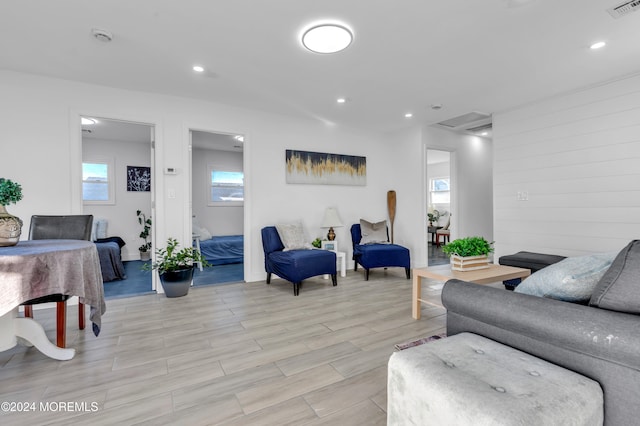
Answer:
95;237;126;282
198;235;244;265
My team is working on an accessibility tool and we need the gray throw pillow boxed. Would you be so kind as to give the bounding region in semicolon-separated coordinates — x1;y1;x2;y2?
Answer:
275;222;312;251
359;219;388;244
514;252;616;303
590;240;640;314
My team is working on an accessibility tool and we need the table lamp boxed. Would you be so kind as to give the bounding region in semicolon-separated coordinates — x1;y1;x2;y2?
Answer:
321;207;343;241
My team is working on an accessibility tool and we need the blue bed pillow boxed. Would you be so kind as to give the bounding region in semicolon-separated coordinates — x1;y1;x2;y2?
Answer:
514;252;616;303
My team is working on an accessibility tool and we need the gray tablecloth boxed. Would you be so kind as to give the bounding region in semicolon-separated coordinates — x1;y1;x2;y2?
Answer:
0;240;106;335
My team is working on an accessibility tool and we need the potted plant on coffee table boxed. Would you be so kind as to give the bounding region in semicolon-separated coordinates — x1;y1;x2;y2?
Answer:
0;178;24;247
144;237;210;297
442;236;494;271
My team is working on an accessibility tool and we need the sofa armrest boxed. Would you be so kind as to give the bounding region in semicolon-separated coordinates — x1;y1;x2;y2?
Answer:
442;279;640;371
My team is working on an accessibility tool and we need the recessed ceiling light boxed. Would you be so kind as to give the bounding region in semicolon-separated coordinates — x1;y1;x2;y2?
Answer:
234;135;244;142
193;65;205;73
431;103;443;110
337;98;347;104
302;23;353;54
81;117;97;125
404;113;413;118
481;132;489;136
590;41;606;50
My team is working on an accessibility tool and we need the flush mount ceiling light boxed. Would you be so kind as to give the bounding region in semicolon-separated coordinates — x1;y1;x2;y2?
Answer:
193;65;205;73
404;113;413;118
336;97;347;104
302;23;353;54
81;117;97;125
590;41;606;49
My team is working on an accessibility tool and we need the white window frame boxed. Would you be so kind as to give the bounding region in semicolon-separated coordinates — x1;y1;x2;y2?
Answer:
429;176;450;206
82;158;115;205
207;165;244;207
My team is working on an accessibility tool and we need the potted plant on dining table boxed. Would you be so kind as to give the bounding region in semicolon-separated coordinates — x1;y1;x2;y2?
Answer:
0;178;24;247
144;237;210;297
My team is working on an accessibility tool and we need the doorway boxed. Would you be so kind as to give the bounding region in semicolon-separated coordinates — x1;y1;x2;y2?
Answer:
190;130;245;286
81;116;155;298
427;149;452;266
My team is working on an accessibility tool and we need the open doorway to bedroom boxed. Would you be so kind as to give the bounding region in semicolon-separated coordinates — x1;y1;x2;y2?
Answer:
81;116;155;299
190;130;245;286
427;149;452;266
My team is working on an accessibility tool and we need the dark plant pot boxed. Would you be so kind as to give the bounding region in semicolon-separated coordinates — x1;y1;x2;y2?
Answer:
159;267;194;298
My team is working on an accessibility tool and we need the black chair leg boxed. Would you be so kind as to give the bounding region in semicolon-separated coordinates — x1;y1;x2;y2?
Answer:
293;282;300;296
354;262;358;271
405;268;410;279
266;273;271;284
365;269;369;281
331;274;337;286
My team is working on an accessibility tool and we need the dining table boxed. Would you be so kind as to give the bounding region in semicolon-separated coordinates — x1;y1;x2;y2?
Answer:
0;239;106;360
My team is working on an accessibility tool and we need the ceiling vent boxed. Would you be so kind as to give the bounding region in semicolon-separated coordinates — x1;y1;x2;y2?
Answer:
435;111;492;135
607;0;640;18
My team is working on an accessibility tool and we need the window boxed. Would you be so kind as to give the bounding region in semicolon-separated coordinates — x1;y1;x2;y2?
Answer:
83;160;115;204
208;167;244;206
430;177;450;204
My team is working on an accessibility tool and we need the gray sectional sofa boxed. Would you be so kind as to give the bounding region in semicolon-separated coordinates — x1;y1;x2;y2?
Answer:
442;240;640;425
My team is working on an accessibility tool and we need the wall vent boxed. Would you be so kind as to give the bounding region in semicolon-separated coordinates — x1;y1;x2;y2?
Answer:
607;0;640;18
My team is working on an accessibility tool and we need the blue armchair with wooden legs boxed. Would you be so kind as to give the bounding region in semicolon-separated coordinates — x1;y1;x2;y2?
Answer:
261;226;337;296
351;222;411;281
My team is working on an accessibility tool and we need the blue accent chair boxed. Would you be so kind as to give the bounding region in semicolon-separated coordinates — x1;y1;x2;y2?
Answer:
351;224;411;280
261;226;337;296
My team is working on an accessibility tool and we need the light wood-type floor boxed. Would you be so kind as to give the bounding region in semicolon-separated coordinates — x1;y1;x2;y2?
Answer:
0;268;448;425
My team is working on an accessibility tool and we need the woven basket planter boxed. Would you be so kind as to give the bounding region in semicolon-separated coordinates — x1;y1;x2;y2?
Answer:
450;254;489;271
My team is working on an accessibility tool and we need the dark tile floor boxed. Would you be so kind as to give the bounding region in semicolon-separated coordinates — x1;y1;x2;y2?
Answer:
428;242;449;266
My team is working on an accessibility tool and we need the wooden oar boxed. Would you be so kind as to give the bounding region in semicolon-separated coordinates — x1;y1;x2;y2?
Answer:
387;190;397;244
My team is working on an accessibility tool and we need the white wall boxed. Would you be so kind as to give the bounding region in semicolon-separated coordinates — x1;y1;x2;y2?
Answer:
493;72;640;260
82;137;152;261
1;70;427;285
191;147;243;236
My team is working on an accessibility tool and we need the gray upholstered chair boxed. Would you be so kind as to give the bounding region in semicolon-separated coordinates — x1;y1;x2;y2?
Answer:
22;215;93;347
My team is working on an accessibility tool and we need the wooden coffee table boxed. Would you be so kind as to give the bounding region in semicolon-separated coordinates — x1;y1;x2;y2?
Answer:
412;263;530;319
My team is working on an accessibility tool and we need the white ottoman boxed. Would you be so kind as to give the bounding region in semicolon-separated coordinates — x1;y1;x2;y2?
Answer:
388;333;603;426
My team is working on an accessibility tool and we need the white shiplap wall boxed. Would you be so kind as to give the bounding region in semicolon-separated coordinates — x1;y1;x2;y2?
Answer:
493;72;640;260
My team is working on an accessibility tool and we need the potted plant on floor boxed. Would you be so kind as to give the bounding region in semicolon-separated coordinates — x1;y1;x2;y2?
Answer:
442;236;494;271
0;178;24;247
144;237;210;297
137;210;152;261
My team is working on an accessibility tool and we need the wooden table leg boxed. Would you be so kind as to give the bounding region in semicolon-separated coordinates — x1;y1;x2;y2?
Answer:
412;273;422;320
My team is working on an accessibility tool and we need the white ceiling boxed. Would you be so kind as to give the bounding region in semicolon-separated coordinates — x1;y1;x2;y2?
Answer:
4;1;640;135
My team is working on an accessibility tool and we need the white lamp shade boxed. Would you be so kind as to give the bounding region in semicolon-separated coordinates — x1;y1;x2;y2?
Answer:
322;207;343;228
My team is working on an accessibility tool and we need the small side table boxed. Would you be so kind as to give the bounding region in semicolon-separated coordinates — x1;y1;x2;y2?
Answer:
324;251;346;279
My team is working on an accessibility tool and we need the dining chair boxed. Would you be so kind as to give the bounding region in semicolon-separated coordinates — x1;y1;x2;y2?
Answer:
22;215;94;347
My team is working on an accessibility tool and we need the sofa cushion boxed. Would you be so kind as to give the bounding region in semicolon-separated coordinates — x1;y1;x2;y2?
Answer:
514;252;616;303
275;222;312;251
359;219;388;244
590;240;640;314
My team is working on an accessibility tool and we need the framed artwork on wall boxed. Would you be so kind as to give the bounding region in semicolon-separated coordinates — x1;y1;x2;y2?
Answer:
127;166;151;192
285;150;366;186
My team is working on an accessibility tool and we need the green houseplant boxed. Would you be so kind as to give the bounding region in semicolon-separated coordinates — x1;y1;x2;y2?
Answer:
144;238;210;297
442;236;494;271
0;178;24;247
136;210;152;261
